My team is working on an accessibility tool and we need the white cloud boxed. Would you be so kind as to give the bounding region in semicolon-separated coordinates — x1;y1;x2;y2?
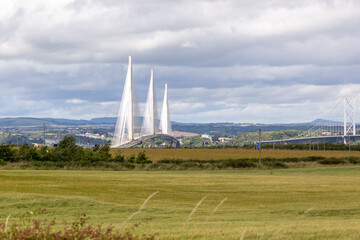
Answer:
181;41;198;48
65;99;87;104
0;0;360;122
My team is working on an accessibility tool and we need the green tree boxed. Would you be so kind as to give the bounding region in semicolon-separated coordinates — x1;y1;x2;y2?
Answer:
93;144;112;162
54;136;84;162
0;143;16;162
18;143;41;161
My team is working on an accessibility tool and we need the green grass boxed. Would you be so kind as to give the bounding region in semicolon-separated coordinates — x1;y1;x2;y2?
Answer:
1;168;360;239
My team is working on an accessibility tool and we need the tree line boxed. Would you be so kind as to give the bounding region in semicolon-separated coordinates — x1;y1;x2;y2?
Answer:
0;136;149;166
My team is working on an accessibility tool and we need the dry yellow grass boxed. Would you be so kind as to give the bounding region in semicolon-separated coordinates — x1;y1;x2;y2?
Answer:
110;148;360;161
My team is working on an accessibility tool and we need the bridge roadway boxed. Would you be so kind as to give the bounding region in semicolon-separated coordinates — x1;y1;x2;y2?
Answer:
260;135;360;145
112;133;180;148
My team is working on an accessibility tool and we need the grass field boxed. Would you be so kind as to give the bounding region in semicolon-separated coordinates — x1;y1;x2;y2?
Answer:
111;148;360;161
1;168;360;239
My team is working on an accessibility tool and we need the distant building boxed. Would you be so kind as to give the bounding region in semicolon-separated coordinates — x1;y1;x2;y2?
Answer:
45;139;60;147
201;134;219;142
219;137;231;143
201;134;212;139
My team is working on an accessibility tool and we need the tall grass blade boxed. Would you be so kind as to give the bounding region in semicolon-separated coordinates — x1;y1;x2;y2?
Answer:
187;196;207;222
4;215;10;233
203;197;227;224
120;191;158;229
240;227;246;240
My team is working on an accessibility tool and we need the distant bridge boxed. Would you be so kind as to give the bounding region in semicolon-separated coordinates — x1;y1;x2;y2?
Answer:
260;97;358;145
261;135;360;145
111;56;177;148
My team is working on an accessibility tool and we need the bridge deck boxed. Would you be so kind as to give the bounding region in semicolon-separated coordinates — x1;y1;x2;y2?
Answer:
111;133;179;148
261;135;360;145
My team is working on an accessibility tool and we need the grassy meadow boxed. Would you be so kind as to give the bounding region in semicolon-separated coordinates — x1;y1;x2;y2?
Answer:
111;148;360;161
1;168;360;239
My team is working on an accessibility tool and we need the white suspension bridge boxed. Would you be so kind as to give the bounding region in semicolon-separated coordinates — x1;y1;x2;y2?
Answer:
111;56;179;148
262;96;360;145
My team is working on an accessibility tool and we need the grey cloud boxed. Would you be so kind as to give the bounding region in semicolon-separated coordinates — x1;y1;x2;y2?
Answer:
0;0;360;122
2;0;360;67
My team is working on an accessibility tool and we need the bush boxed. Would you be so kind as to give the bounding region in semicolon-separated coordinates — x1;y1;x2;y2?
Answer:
180;161;198;169
18;144;41;161
0;143;16;162
53;136;85;162
0;159;6;166
125;162;136;169
218;159;256;169
263;161;288;169
93;144;112;162
113;154;125;163
347;156;359;164
0;211;156;240
282;158;300;163
319;158;346;165
126;154;136;163
302;156;326;162
136;151;151;164
39;146;53;161
158;158;184;164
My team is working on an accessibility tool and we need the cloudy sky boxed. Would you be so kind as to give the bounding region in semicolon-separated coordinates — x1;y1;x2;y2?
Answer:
0;0;360;123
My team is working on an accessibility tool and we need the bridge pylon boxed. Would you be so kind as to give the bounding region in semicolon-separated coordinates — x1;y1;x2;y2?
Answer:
343;96;356;144
160;84;172;135
111;57;178;148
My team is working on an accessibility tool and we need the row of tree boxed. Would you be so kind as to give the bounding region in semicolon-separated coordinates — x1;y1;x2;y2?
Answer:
0;136;149;164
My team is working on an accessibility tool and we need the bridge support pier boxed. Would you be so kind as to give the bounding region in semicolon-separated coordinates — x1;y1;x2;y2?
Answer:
150;138;155;148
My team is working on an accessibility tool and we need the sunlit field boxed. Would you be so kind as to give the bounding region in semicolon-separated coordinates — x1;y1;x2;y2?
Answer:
1;168;360;239
111;148;360;161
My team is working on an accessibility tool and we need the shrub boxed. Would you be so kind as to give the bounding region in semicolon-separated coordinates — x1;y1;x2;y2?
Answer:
303;156;326;162
0;211;156;240
53;136;85;162
0;159;6;166
282;158;300;163
124;162;136;169
347;156;359;164
148;163;160;169
126;154;136;163
218;159;256;169
113;154;125;163
319;158;346;165
263;161;288;169
180;161;198;169
39;146;53;162
0;143;16;162
18;143;41;161
93;144;112;162
158;158;184;164
136;151;151;164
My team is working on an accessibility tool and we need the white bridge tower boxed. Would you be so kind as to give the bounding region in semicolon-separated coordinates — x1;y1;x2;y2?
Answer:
343;96;356;143
111;57;176;148
160;84;172;135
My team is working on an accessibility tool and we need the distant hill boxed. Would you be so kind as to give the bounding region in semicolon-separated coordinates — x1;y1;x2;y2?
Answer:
40;118;90;125
90;117;117;124
0;117;187;127
0;118;54;127
171;122;314;135
310;119;343;125
0;117;344;135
